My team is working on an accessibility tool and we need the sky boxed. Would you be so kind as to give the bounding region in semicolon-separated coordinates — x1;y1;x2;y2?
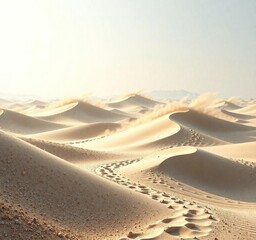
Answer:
0;0;255;98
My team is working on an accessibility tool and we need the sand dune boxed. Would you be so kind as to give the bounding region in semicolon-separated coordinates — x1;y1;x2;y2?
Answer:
170;109;256;142
0;99;47;113
81;114;181;150
107;94;162;109
203;141;256;162
31;101;79;117
0;130;169;239
22;137;131;164
19;100;48;114
27;99;47;107
81;112;225;153
232;103;256;115
0;109;66;134
221;108;256;120
29;122;121;142
36;101;128;124
222;101;242;111
158;147;256;202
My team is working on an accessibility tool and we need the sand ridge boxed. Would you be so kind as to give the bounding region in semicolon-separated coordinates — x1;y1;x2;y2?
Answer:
0;108;66;134
107;93;162;109
36;101;129;124
29;122;121;142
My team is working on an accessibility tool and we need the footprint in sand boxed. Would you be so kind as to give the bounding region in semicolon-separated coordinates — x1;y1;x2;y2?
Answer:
96;159;218;240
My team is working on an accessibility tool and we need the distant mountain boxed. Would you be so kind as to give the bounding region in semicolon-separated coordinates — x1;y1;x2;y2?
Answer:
149;90;199;100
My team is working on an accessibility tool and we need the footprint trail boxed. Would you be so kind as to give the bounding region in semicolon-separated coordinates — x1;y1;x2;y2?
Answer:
96;159;218;239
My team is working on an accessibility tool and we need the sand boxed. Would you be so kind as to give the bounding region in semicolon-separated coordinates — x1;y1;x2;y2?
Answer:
0;93;256;239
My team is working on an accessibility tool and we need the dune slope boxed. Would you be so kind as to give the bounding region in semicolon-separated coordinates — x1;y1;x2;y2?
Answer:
158;147;256;202
0;109;65;134
81;114;181;150
0;130;168;239
107;94;162;109
221;109;256;120
39;101;127;124
29;122;121;142
170;109;256;142
232;103;256;115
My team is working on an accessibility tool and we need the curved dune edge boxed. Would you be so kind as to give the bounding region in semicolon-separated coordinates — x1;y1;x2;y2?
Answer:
221;109;256;120
137;125;226;151
107;94;162;109
158;147;256;202
18;100;48;114
30;101;79;117
28;122;121;142
203;141;256;163
79;111;226;152
222;101;242;111
36;101;128;124
170;109;256;143
0;130;171;239
0;109;66;134
22;137;132;163
79;114;181;150
232;103;256;115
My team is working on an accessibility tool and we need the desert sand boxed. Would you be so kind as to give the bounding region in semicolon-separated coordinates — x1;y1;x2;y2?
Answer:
0;93;256;240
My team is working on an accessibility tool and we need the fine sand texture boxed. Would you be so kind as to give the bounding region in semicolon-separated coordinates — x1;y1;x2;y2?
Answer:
0;94;256;240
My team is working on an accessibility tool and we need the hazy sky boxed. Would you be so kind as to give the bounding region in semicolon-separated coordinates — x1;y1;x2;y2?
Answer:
0;0;255;98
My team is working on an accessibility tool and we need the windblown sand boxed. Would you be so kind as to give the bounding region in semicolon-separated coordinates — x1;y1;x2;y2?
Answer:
0;94;256;239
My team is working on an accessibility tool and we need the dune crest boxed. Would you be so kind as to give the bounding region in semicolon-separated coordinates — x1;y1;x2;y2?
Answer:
158;147;256;202
0;109;66;134
37;101;128;124
29;122;121;142
107;93;162;109
170;109;256;142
